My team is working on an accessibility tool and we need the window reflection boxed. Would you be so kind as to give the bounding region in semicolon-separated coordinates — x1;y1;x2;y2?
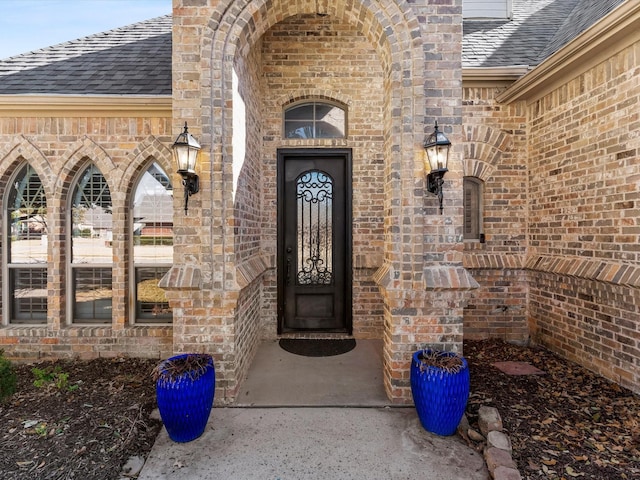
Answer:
71;165;113;264
136;267;172;321
8;164;47;264
73;268;112;321
133;163;173;262
284;102;346;139
7;164;47;324
71;165;112;323
133;162;173;323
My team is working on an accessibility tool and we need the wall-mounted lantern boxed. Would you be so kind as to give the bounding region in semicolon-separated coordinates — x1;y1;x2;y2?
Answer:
172;122;200;214
424;121;451;215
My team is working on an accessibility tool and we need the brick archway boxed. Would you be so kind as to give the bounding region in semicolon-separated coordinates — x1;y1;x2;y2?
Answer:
170;0;466;403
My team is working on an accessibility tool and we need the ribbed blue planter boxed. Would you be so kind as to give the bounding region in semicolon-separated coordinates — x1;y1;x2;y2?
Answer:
155;354;215;443
410;350;470;436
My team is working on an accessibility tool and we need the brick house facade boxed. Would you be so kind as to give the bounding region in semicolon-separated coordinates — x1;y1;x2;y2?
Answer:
0;0;638;403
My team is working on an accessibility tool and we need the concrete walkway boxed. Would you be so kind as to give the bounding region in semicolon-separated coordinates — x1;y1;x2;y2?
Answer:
137;340;488;479
138;407;488;480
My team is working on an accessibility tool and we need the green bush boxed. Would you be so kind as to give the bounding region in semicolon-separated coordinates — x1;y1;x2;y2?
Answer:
0;350;17;401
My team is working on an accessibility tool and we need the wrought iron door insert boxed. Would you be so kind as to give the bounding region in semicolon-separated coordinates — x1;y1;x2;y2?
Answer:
278;149;352;333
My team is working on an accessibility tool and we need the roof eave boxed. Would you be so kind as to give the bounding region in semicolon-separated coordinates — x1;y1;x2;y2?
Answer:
496;0;640;104
0;94;171;117
462;65;530;86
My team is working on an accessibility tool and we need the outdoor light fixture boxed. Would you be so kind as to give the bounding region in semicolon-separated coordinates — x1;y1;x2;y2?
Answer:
424;121;451;215
172;122;200;214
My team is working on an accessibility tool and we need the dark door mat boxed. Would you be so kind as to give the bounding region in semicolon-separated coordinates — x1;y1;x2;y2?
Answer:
279;338;356;357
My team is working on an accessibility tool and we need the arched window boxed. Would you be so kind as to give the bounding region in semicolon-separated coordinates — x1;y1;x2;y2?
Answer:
132;162;173;323
284;101;346;139
464;177;484;241
6;163;47;324
70;164;112;323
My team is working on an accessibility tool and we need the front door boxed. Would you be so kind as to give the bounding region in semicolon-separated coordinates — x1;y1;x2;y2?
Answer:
277;149;352;333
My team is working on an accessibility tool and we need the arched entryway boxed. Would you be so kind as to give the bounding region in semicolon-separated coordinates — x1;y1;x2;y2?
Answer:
167;0;468;404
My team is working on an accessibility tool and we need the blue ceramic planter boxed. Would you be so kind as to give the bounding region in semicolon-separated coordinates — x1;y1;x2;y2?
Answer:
410;350;470;436
155;353;215;443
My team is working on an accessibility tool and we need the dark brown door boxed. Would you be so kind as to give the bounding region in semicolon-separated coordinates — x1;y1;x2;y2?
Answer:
277;149;352;333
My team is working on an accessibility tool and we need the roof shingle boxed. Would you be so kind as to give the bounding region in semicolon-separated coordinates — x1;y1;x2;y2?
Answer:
0;15;171;95
0;1;629;95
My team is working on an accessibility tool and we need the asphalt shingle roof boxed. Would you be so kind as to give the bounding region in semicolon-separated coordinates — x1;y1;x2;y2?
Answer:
537;0;626;62
0;15;171;95
0;1;629;95
463;0;627;68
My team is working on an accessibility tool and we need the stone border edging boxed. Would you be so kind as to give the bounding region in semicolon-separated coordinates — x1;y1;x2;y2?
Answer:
458;406;522;480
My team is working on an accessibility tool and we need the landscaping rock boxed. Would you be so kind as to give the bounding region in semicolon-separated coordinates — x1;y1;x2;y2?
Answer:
121;455;145;477
478;406;503;436
468;428;485;442
487;430;512;454
484;446;516;475
457;413;471;442
493;465;522;480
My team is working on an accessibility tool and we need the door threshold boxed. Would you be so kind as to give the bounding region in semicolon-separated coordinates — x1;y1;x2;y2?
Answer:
278;332;354;340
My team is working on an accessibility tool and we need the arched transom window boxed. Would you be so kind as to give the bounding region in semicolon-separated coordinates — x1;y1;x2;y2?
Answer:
284;101;346;139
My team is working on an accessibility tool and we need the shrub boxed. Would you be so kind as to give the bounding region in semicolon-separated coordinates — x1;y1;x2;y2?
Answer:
32;365;78;392
0;349;17;401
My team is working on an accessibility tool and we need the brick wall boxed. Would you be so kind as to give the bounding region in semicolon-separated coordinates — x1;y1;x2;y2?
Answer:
172;0;470;404
0;113;174;360
462;86;529;343
259;13;386;339
526;40;640;392
232;35;265;389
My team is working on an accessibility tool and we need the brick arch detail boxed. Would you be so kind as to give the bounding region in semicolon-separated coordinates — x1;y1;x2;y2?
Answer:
55;136;119;200
120;136;173;200
463;125;513;181
462;158;495;181
202;0;426;272
205;0;421;67
0;136;55;200
276;89;353;108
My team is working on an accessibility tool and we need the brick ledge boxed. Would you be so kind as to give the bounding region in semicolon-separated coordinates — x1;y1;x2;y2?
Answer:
373;262;480;291
463;253;525;269
158;265;201;290
526;254;640;287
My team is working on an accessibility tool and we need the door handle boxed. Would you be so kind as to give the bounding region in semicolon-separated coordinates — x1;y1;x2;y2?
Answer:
286;247;292;285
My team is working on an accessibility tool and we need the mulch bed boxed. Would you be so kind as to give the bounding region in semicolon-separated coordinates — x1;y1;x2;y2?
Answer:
465;339;640;480
0;340;638;480
0;357;160;480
